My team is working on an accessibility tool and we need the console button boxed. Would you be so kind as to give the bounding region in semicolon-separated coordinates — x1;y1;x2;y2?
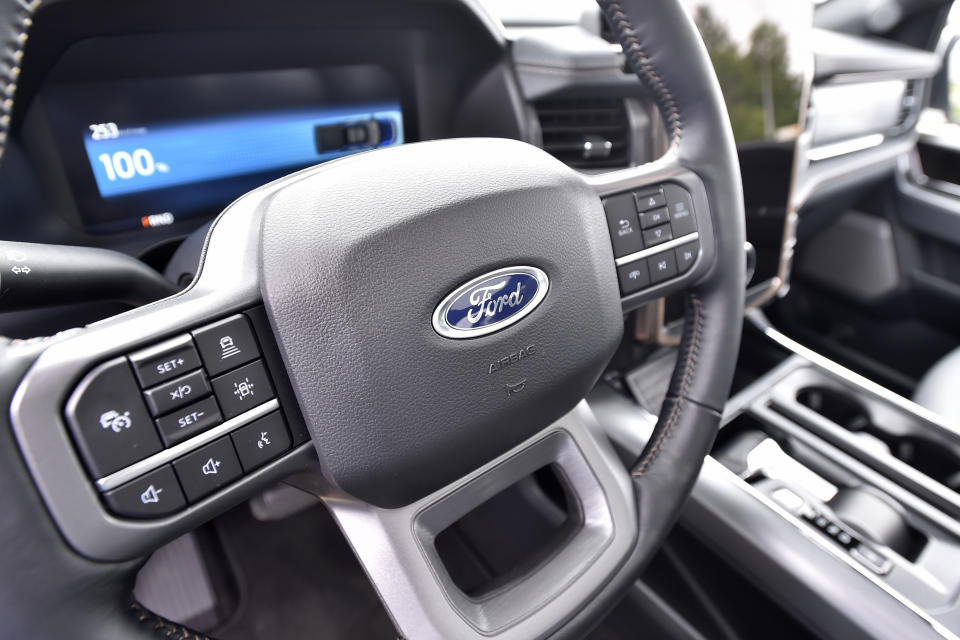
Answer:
675;241;699;273
603;193;644;258
129;335;203;388
649;251;679;283
65;358;163;478
192;315;260;376
211;360;275;419
642;224;673;247
664;183;697;237
638;207;670;229
231;411;292;472
635;190;666;212
172;437;242;502
103;465;186;518
155;396;223;447
143;369;210;417
617;260;650;295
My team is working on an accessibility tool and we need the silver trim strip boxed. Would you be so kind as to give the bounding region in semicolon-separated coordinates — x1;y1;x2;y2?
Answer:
807;133;885;162
613;231;699;267
95;398;280;491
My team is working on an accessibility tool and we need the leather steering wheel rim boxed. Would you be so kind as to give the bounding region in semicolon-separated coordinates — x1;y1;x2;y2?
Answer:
0;0;744;638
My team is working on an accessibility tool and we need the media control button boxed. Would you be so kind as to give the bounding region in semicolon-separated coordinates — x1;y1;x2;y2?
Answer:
231;411;292;472
129;335;202;388
143;369;210;417
103;465;185;518
649;251;679;284
192;315;260;376
155;396;223;447
675;241;699;273
211;360;275;419
642;224;673;247
617;260;650;295
603;193;644;258
172;437;242;502
65;358;162;478
635;190;666;212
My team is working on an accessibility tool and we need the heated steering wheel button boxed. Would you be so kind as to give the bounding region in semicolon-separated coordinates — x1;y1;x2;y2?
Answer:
129;335;202;388
231;411;291;472
156;396;223;447
193;315;260;376
603;193;644;258
65;357;163;478
617;260;650;295
103;465;186;518
173;437;242;502
143;369;210;416
211;360;275;419
649;252;679;284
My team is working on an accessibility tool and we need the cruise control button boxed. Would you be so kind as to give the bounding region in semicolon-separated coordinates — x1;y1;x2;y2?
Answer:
638;207;670;229
675;241;699;273
649;251;679;283
617;260;650;295
211;360;275;419
642;224;673;247
172;437;242;502
603;193;644;258
664;183;697;237
65;357;162;478
143;369;210;416
231;411;292;472
156;396;223;447
103;465;186;518
129;335;202;388
635;190;666;212
192;315;260;376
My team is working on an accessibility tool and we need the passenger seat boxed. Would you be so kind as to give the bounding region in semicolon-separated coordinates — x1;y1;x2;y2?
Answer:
913;348;960;423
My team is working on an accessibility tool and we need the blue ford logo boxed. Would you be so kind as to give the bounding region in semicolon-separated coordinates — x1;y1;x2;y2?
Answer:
432;266;549;339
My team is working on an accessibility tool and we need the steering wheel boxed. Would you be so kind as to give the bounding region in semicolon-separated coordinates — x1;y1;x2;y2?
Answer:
0;0;744;637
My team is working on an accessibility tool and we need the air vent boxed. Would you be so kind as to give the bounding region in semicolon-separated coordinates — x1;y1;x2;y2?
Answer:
535;98;631;169
897;79;919;127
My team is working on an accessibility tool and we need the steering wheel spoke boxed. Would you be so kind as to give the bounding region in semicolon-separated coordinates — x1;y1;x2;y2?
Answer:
300;401;637;640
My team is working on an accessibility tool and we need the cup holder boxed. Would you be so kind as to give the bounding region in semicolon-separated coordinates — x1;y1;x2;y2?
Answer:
797;386;960;492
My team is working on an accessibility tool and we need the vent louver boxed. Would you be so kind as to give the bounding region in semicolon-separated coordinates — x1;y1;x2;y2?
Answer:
535;98;631;169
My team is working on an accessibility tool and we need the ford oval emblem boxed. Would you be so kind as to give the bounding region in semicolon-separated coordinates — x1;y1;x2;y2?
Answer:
432;266;549;339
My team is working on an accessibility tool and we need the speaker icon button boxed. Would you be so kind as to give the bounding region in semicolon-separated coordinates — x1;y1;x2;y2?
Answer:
173;437;242;502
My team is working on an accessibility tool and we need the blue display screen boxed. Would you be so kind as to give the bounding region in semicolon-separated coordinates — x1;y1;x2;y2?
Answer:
82;103;404;198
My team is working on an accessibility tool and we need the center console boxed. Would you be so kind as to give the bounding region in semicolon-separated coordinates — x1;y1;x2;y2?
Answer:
592;310;960;640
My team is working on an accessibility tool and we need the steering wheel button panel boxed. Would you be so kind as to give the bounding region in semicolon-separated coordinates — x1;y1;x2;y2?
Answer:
192;314;260;376
64;357;163;478
142;368;210;416
128;334;202;388
211;360;275;419
231;411;291;472
102;465;186;519
155;396;223;447
602;192;644;258
172;437;243;502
